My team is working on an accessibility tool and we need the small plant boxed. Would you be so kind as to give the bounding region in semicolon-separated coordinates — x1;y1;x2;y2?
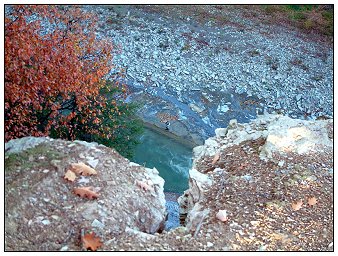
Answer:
260;5;333;38
263;5;281;14
303;19;313;30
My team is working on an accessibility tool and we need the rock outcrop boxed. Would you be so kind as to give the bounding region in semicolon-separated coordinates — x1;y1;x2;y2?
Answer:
4;113;333;251
5;137;166;251
178;113;333;250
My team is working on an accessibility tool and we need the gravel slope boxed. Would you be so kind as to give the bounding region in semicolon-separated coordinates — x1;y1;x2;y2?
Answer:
86;5;332;138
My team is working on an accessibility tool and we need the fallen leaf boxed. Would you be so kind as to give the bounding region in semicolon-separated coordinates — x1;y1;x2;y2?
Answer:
64;170;77;182
82;231;102;251
70;162;97;176
308;197;318;206
211;153;220;165
74;187;99;199
216;210;228;222
291;200;303;211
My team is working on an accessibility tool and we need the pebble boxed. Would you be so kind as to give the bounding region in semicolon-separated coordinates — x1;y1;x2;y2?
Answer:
259;245;267;251
241;175;253;182
87;159;99;168
41;219;50;225
60;246;69;251
250;221;260;226
92;219;105;229
77;176;90;184
207;242;214;247
278;160;285;167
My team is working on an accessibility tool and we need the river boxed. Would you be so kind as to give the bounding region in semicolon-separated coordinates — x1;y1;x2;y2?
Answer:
131;127;193;230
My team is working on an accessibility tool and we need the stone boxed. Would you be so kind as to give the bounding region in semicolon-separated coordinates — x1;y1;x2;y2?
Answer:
189;103;205;114
207;242;214;247
260;115;332;159
278;160;285;167
169;121;189;137
178;168;212;217
87;159;99;168
228;119;238;129
5;137;167;250
74;140;99;148
60;246;69;251
193;145;206;159
204;138;218;148
217;104;229;113
41;219;50;225
91;219;105;229
215;128;228;138
5;136;49;154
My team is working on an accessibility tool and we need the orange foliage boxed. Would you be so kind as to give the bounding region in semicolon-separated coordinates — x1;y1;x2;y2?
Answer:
5;5;123;142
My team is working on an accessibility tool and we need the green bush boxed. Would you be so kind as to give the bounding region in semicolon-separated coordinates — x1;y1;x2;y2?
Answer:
50;81;144;159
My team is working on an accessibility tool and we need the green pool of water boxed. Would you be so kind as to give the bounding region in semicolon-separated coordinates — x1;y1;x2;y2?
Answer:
131;127;192;194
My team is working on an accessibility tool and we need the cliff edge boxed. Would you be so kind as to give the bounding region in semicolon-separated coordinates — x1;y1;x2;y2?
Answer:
5;137;166;251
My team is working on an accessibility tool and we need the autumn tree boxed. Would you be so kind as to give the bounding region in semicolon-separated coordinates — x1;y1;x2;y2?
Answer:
5;5;142;156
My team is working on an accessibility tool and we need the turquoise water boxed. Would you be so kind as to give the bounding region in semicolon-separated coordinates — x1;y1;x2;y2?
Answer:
131;128;192;194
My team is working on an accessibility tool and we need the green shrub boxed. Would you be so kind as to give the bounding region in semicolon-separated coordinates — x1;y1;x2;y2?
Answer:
50;81;144;159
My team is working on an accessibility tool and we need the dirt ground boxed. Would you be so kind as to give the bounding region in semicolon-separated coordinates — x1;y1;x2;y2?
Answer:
92;136;333;251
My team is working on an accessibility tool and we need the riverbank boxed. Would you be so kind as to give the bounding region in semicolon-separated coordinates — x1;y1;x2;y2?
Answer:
84;5;332;145
142;121;197;148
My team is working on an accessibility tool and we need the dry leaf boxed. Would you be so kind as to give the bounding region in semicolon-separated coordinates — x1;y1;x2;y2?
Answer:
211;153;220;165
291;200;303;211
308;197;318;206
74;187;99;199
64;170;77;182
82;231;102;251
71;162;97;176
216;210;228;222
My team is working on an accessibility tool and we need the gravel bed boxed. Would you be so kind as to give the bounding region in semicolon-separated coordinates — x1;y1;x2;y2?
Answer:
86;5;332;126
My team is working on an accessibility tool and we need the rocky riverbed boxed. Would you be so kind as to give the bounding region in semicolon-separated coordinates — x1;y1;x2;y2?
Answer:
84;5;332;144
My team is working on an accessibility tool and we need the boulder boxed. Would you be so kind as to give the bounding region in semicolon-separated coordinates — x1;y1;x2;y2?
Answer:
260;115;333;159
179;113;333;237
178;168;212;228
5;137;166;251
5;136;50;154
215;128;228;138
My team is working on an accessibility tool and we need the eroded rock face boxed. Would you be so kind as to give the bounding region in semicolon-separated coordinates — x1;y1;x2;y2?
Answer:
259;115;332;159
5;137;166;251
179;113;333;234
193;113;332;163
178;169;212;216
